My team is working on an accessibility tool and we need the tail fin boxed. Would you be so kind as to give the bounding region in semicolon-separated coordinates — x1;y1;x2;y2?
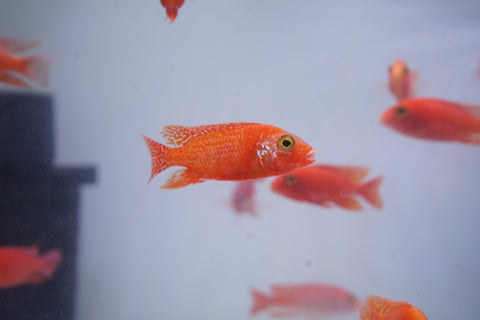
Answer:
250;289;271;316
40;249;62;279
142;134;170;183
359;176;383;209
22;54;54;87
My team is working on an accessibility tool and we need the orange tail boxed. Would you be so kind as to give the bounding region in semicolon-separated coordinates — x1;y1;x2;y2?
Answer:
359;176;383;209
22;54;54;87
250;289;272;316
142;134;171;183
40;249;62;279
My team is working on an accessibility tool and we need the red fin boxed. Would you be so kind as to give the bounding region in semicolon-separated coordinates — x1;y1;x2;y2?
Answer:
461;132;480;145
314;165;369;183
161;168;205;189
161;122;255;146
0;37;40;53
165;7;178;22
359;176;383;209
22;54;54;87
337;197;363;210
143;135;171;183
40;249;62;279
250;289;272;316
0;71;31;88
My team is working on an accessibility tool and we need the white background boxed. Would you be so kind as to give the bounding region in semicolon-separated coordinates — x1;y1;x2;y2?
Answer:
1;0;479;319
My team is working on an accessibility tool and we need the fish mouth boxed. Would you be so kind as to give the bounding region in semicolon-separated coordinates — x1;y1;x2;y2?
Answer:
380;110;390;124
305;149;316;163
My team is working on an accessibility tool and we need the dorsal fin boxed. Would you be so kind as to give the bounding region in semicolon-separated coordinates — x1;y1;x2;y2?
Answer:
270;285;289;297
0;37;40;53
161;122;257;146
361;296;408;319
314;165;369;183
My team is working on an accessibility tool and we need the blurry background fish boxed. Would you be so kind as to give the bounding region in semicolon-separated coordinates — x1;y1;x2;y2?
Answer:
0;37;53;89
0;1;479;320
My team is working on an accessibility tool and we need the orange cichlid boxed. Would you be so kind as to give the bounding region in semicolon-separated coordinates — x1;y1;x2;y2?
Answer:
381;98;480;145
0;246;62;288
388;59;418;101
231;180;257;216
143;122;315;189
360;296;428;320
250;283;360;319
0;37;53;88
271;164;383;210
160;0;185;22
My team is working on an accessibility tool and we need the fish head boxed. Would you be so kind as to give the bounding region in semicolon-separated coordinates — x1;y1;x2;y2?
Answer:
389;59;409;78
256;130;315;176
270;172;299;196
380;100;425;137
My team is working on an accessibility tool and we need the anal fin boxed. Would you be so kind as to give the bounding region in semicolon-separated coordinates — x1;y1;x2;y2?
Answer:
161;169;205;189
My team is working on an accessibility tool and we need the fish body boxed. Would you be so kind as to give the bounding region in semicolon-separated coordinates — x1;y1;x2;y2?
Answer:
160;0;185;22
250;283;360;319
360;296;428;320
143;122;315;189
388;60;418;101
381;98;480;144
0;37;53;88
0;246;62;288
271;165;383;210
232;180;257;216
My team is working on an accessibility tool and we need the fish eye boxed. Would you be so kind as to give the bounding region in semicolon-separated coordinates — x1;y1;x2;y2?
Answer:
285;175;297;186
403;66;409;74
395;105;407;117
278;135;295;151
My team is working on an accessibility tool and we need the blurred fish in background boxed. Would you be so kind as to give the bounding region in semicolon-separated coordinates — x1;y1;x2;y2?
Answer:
143;122;315;189
0;246;62;288
381;98;480;145
388;59;418;101
250;283;360;319
231;180;258;217
0;37;53;89
160;0;185;22
360;295;427;320
271;165;383;211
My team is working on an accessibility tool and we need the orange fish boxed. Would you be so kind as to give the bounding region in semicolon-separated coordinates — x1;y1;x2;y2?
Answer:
160;0;185;22
250;283;360;319
0;246;62;288
231;180;257;216
143;122;315;189
388;59;418;101
381;98;480;145
0;37;53;88
271;165;383;210
360;296;428;320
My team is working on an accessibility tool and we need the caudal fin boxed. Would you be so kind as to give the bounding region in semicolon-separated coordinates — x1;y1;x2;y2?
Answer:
22;54;54;87
359;176;383;209
142;134;170;183
40;249;62;279
250;289;271;316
